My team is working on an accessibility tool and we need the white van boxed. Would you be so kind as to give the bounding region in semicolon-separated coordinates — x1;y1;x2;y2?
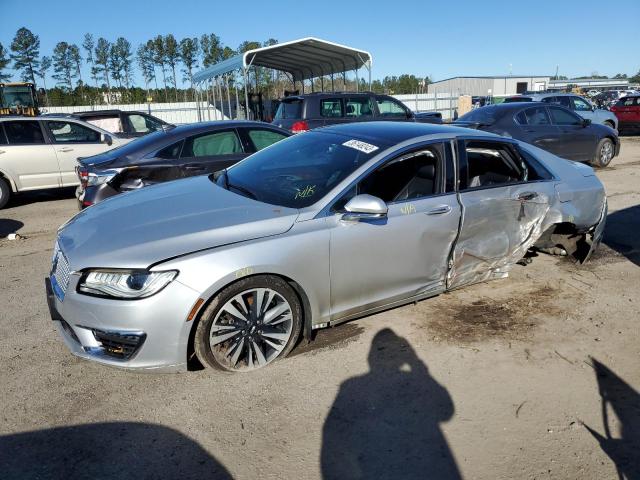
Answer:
0;116;131;208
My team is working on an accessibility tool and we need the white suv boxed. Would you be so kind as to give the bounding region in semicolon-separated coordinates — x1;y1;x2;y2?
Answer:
0;116;130;208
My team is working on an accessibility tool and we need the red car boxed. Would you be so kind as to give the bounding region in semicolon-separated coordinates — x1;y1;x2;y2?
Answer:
611;96;640;134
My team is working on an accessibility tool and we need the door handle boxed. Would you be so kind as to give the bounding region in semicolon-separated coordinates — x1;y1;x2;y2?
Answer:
426;205;452;215
516;191;538;201
58;147;74;152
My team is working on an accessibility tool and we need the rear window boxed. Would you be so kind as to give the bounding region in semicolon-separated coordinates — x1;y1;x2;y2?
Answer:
4;121;45;144
274;100;302;120
457;106;502;125
616;97;640;107
84;116;123;133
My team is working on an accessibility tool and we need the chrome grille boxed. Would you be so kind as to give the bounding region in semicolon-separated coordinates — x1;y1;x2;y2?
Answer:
51;242;71;296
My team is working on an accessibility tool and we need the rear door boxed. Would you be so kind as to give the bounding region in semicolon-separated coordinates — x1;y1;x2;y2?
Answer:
179;128;245;176
449;138;555;289
318;98;348;127
514;106;562;154
1;120;60;190
44;120;109;186
547;106;596;161
344;96;376;123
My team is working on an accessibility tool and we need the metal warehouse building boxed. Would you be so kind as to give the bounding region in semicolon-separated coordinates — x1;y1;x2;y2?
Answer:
427;75;551;96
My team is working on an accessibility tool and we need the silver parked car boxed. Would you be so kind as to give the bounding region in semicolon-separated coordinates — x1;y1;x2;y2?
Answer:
46;123;607;373
503;93;618;130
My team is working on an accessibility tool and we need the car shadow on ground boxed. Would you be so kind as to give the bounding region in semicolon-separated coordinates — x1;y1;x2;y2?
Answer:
5;186;76;209
583;358;640;480
0;422;233;480
603;205;640;267
0;219;24;237
321;328;461;480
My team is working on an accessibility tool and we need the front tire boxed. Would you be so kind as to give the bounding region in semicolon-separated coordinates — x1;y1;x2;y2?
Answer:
0;178;11;210
194;275;302;372
592;138;614;168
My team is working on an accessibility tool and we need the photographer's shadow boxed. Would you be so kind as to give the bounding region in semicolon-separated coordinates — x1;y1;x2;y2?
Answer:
321;328;461;479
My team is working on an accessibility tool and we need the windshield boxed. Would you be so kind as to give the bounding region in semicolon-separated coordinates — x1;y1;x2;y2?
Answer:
274;100;302;120
457;106;503;125
1;87;34;108
221;131;384;208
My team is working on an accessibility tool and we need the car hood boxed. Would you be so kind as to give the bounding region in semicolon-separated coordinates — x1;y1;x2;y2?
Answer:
57;176;299;270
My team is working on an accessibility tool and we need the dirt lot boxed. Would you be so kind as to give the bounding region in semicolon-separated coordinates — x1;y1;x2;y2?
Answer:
1;139;639;480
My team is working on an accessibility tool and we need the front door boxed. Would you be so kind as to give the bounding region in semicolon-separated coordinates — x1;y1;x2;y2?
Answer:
449;139;555;289
515;105;563;155
329;142;461;321
547;106;596;161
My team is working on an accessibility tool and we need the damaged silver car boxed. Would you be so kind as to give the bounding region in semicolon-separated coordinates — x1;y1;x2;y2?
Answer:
46;122;606;372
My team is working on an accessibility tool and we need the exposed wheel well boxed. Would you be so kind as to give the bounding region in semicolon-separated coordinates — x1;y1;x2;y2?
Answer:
534;222;592;262
186;273;312;370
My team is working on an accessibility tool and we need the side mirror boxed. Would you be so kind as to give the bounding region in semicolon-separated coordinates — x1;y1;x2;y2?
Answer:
101;133;113;146
582;118;592;128
341;194;388;222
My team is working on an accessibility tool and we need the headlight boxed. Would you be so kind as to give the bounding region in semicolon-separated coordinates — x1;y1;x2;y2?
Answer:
78;269;178;299
86;170;119;186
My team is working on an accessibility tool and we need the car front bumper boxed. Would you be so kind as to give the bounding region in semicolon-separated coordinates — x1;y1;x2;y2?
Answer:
46;275;201;373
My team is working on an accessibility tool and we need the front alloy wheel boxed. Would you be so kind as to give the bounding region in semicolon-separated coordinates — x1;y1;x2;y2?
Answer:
195;275;302;372
593;138;614;168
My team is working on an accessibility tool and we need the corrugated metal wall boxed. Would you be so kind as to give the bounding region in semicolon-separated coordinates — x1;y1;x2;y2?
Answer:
428;77;551;96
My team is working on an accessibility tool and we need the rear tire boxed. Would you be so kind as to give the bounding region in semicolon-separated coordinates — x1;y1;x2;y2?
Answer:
591;138;614;168
0;178;11;210
194;275;302;372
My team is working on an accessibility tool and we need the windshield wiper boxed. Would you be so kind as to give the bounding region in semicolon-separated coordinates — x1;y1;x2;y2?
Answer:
227;181;257;200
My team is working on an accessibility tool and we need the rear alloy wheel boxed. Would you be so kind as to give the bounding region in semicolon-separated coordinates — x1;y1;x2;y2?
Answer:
0;178;11;210
592;138;614;168
194;275;302;372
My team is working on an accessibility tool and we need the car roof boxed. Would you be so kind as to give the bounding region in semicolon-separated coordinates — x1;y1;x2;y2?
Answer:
317;121;491;145
73;109;124;115
281;91;379;101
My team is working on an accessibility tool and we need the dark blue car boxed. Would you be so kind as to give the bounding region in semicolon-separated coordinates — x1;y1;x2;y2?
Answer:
454;102;619;167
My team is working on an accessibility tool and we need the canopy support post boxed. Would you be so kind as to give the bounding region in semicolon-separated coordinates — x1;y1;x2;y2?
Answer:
217;77;224;119
356;68;359;92
196;84;202;122
320;76;324;92
243;67;250;120
225;75;232;121
331;73;334;91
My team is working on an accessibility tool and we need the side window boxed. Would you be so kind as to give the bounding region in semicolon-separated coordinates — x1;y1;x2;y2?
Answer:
320;99;343;118
541;96;556;104
358;144;443;203
84;116;123;133
46;121;100;143
155;140;183;159
376;97;408;117
4;121;45;145
554;96;572;108
0;125;7;145
345;97;374;118
517;106;551;126
128;113;163;133
463;140;525;189
181;130;242;158
517;147;553;180
548;106;582;126
246;129;288;151
572;98;592;111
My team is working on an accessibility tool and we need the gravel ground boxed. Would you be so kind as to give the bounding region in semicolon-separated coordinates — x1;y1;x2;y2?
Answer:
1;138;639;480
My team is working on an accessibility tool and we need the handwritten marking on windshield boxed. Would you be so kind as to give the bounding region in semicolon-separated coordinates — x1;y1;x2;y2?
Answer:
295;185;316;199
400;204;416;215
235;267;254;279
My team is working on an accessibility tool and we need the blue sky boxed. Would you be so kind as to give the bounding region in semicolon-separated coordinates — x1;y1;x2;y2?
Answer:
1;0;639;88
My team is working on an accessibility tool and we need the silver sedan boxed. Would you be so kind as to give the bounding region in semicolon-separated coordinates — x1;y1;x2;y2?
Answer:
46;122;607;372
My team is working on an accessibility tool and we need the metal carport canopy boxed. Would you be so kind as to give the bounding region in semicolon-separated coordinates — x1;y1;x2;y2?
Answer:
193;37;372;84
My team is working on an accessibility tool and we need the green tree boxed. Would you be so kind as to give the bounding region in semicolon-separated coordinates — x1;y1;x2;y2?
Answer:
200;33;223;67
179;37;199;93
52;42;75;91
0;42;10;81
82;34;99;88
37;55;51;106
613;73;628;79
630;69;640;84
10;27;40;85
164;34;179;100
114;37;133;88
108;43;123;88
94;38;111;100
136;42;155;98
69;44;83;100
152;35;169;101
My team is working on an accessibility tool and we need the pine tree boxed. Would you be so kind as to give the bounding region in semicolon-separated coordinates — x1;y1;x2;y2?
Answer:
10;27;40;85
0;42;11;81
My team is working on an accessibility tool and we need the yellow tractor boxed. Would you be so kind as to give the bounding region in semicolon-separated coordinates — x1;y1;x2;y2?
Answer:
0;82;40;116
